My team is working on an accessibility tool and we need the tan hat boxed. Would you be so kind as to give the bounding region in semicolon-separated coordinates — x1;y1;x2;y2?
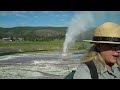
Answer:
83;22;120;44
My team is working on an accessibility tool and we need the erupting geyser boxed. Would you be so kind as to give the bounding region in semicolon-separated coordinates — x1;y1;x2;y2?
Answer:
63;11;120;56
63;11;94;55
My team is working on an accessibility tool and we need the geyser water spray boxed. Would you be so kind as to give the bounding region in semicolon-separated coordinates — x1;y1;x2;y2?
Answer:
63;11;94;54
63;11;120;56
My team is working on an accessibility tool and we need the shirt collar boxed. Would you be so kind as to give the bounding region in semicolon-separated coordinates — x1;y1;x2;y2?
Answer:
93;59;119;75
100;65;115;74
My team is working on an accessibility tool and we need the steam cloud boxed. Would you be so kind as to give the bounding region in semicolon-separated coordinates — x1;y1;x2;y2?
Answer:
63;11;120;54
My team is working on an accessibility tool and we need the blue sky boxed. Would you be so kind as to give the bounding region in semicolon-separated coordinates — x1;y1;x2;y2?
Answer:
0;11;78;28
1;11;120;28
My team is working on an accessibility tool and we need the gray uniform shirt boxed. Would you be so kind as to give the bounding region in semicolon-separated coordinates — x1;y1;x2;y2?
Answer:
73;61;120;79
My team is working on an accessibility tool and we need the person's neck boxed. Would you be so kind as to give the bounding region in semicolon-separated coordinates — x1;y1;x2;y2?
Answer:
106;63;114;72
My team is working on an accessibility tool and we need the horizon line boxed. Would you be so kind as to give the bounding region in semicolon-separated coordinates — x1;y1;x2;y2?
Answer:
0;25;68;28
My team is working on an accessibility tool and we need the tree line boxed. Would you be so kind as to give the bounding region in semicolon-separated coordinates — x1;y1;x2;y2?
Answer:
0;27;95;42
0;27;67;41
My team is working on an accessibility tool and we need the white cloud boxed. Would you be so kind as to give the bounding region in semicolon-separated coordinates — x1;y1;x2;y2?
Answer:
0;11;11;16
12;11;29;18
15;13;28;18
0;11;29;18
40;11;51;13
54;14;69;18
60;18;65;22
34;16;39;18
61;14;69;17
55;14;61;17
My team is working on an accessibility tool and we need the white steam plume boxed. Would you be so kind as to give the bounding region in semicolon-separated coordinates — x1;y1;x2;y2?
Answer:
63;11;94;53
63;11;120;54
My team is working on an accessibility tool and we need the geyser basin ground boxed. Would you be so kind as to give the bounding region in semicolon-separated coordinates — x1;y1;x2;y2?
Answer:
0;52;84;79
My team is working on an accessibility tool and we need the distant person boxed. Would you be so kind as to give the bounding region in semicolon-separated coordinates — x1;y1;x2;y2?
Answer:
65;22;120;79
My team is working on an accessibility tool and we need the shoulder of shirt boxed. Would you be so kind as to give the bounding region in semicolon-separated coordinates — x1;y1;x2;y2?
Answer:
75;63;90;73
73;63;91;79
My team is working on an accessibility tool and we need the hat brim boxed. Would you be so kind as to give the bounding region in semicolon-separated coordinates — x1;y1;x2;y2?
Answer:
83;40;120;44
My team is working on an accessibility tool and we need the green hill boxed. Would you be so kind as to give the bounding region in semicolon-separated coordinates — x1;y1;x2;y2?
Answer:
0;26;95;41
0;26;67;41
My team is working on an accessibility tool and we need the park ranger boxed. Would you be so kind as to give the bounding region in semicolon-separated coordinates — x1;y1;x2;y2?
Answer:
73;22;120;79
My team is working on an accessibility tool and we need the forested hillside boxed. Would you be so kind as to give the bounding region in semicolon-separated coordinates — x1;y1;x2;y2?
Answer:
0;26;95;41
0;27;67;41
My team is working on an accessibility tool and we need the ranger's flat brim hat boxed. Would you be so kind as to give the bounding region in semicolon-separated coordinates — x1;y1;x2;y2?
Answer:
83;22;120;44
